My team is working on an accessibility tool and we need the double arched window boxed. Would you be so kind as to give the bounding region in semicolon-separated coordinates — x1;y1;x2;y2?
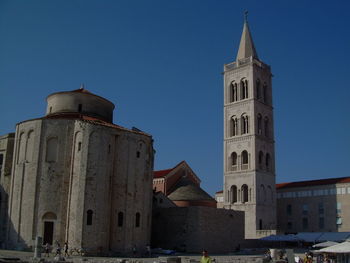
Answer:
229;150;249;171
241;114;249;134
230;81;238;102
240;79;248;99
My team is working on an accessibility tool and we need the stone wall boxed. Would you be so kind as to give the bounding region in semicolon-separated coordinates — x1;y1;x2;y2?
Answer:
152;207;244;253
6;117;154;255
0;133;15;248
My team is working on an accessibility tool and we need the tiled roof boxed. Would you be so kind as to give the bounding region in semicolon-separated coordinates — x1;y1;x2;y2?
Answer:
153;161;187;179
154;169;173;179
277;177;350;190
216;190;223;194
18;113;151;137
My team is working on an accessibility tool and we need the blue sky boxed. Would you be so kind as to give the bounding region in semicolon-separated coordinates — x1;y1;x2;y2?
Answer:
1;1;349;195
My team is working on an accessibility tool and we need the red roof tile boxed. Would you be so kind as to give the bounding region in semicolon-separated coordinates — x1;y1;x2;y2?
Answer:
276;177;350;190
154;169;173;178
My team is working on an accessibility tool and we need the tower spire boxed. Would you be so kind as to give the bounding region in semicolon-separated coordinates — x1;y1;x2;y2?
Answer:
236;12;259;61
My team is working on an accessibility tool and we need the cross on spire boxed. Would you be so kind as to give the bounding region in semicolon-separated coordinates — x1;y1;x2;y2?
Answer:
244;10;248;23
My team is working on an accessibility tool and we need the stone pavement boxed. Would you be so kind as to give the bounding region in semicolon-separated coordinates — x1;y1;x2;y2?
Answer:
0;250;265;263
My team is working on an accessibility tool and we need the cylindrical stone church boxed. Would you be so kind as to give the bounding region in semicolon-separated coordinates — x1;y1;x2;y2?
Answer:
7;87;154;255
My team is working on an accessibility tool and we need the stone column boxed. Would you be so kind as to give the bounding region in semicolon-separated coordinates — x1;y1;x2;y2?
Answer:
34;236;42;258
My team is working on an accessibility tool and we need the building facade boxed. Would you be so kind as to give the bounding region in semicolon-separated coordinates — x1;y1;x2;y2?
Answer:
277;177;350;233
222;19;276;239
153;161;216;208
4;88;154;255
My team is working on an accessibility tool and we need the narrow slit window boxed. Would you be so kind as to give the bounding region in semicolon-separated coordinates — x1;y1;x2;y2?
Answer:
87;210;93;225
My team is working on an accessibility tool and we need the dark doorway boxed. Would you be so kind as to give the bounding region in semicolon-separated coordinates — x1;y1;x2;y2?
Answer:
259;219;263;230
43;221;54;245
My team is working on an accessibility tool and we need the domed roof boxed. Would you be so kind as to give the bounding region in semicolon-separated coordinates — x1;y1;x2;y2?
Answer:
46;87;115;123
167;178;215;202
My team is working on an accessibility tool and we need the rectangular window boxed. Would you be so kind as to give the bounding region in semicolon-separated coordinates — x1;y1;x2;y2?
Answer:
336;217;342;225
302;218;308;230
337;202;341;214
319;217;324;229
287;204;292;216
318;203;324;215
287;221;292;230
302;204;308;215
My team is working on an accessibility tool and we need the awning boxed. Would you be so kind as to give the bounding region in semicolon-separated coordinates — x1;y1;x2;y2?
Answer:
318;241;350;254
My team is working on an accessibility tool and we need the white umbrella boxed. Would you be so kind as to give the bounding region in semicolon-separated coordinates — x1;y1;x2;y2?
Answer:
313;241;339;248
319;241;350;254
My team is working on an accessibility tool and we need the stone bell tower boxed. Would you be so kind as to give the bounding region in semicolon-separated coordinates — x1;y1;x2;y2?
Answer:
223;16;276;239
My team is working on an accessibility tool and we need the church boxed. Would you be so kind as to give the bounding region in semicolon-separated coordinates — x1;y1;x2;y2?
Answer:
0;88;154;254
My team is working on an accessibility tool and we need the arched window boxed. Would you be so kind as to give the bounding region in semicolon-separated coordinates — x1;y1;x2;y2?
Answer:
256;79;261;99
260;185;266;202
267;186;273;202
241;184;248;203
118;212;124;227
264;117;269;138
231;152;238;171
87;210;93;225
25;130;34;163
241;114;249;134
230;116;238;136
241;150;249;170
230;82;238;102
230;185;237;204
258;151;264;170
266;153;271;171
46;137;58;163
135;212;141;227
240;79;248;99
263;83;267;103
257;114;262;134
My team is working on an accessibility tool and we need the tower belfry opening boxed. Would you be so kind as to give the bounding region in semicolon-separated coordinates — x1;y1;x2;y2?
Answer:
223;16;277;239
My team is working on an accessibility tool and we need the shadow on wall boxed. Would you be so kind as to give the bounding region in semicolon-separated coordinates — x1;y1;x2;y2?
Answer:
0;184;26;250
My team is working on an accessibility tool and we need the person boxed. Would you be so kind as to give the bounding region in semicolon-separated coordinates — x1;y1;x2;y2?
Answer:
132;245;137;257
146;244;151;257
55;241;61;257
201;250;212;263
64;242;69;257
44;243;51;257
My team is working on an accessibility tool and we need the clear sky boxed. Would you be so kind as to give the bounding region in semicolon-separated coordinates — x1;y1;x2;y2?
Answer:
1;0;349;195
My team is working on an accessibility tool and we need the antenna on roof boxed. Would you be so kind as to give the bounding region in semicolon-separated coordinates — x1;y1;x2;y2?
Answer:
80;83;85;90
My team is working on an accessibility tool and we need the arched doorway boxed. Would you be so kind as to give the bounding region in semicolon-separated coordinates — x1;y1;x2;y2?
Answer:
42;212;57;245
